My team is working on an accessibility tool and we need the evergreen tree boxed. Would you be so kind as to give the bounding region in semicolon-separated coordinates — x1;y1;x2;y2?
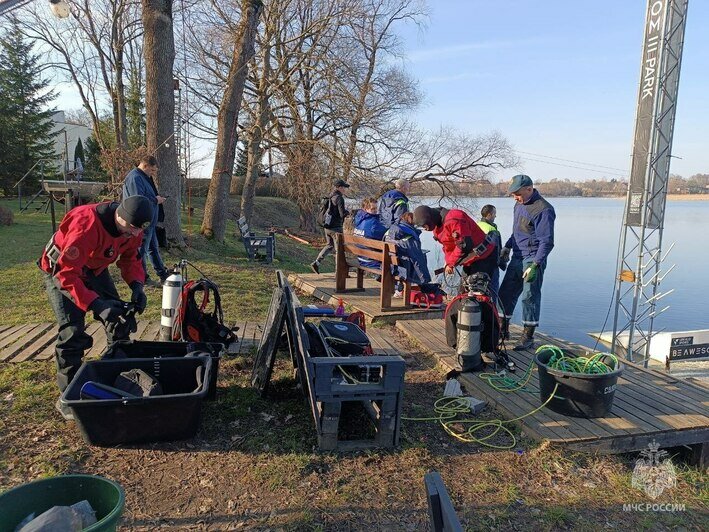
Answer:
0;18;56;195
234;140;249;177
74;137;85;165
83;135;109;182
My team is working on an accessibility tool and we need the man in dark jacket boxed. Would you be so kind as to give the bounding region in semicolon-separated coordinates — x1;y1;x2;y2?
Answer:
498;175;556;350
378;178;410;228
39;196;152;418
477;204;503;301
385;212;431;287
122;155;168;286
311;179;350;274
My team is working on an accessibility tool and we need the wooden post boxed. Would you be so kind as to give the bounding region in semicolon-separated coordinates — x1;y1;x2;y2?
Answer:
380;243;393;310
335;233;348;292
403;281;412;308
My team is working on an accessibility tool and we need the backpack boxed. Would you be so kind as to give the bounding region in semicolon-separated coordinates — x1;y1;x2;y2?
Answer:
172;279;237;344
317;195;335;229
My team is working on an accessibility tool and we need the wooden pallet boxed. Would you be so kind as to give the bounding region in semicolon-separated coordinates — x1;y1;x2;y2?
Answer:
288;272;442;323
0;320;261;363
396;318;709;460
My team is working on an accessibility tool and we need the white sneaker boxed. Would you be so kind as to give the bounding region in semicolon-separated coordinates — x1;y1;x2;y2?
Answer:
393;290;403;299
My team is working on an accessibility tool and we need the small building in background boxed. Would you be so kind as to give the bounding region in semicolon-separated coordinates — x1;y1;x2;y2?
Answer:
49;111;92;176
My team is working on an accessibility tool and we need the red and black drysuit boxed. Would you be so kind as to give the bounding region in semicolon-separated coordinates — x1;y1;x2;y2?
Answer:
38;202;145;391
432;207;498;280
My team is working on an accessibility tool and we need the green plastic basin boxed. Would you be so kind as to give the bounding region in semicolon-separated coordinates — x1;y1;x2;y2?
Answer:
0;474;124;532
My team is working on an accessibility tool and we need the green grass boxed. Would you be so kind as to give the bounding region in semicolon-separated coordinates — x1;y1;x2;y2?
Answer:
0;196;315;325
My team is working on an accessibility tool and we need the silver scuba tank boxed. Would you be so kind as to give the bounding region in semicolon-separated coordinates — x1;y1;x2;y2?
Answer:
160;269;184;341
456;297;484;372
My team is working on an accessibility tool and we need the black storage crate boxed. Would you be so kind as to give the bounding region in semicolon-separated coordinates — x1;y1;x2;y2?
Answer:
102;340;223;400
61;356;212;446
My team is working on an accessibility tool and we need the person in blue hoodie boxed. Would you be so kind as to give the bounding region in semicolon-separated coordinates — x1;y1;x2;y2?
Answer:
353;197;386;268
122;155;169;286
378;178;410;228
385;211;431;297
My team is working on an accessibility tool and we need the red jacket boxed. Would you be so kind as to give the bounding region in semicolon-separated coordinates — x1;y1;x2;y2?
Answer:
39;203;146;311
433;208;494;268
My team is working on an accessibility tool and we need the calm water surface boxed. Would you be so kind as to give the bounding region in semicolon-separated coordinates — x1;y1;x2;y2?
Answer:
411;197;709;347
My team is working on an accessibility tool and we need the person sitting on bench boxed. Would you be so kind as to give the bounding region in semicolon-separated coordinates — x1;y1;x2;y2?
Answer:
385;212;431;297
352;197;387;269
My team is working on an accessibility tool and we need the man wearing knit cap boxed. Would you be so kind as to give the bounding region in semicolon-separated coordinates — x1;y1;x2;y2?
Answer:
38;195;152;418
498;175;556;350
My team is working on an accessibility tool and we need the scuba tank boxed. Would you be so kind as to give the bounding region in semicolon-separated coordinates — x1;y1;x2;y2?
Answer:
160;266;184;341
456;297;484;372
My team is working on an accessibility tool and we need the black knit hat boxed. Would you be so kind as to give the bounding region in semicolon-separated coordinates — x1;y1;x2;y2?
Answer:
117;195;153;229
413;205;442;229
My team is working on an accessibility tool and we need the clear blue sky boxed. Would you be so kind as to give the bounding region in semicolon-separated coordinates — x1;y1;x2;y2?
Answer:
398;0;709;182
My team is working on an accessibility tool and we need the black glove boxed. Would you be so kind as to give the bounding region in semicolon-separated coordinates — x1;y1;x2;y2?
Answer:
130;282;147;314
90;298;126;324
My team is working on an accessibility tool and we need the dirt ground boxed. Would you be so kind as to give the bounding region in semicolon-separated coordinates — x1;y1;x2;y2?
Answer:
1;326;707;531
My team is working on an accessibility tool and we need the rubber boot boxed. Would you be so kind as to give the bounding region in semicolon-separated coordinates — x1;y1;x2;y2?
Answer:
513;326;535;351
500;317;510;340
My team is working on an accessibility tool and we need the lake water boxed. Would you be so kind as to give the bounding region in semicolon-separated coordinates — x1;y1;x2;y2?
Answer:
411;197;709;348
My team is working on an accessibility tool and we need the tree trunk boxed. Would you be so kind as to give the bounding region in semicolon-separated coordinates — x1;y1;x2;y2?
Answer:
113;45;129;149
240;40;270;227
142;0;184;245
202;0;263;241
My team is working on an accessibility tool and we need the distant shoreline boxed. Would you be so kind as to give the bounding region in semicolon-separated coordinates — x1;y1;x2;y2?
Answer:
410;194;709;201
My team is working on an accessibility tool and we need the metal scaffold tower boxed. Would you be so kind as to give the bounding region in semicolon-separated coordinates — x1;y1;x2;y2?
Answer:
612;0;689;365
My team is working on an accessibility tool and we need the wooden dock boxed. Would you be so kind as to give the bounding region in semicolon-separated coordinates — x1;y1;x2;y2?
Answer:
0;320;263;363
288;272;442;323
397;318;709;458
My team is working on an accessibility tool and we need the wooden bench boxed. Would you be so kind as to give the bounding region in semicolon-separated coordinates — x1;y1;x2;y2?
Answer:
335;233;412;311
237;216;275;263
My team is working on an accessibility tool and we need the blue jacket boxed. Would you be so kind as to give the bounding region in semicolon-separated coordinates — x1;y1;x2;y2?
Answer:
122;168;159;225
378;189;409;228
504;189;555;264
353;210;386;268
385;221;431;286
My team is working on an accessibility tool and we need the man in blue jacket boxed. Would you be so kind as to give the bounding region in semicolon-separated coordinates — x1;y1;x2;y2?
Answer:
378;178;410;228
498;175;555;350
122;155;169;286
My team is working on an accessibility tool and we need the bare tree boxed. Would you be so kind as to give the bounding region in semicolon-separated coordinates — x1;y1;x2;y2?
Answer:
142;0;183;245
17;0;142;149
201;0;263;241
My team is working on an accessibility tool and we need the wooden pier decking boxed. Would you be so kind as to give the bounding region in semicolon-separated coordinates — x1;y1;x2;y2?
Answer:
0;320;263;363
289;272;709;461
288;272;442;323
396;318;709;457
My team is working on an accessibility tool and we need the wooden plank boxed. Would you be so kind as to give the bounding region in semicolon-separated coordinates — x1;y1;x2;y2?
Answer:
2;323;54;362
10;325;58;363
131;320;150;341
139;321;162;341
0;325;35;352
0;325;13;336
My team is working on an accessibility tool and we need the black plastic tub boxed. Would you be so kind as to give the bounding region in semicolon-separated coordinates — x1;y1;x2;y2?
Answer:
535;349;623;418
61;356;212;446
102;340;223;400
